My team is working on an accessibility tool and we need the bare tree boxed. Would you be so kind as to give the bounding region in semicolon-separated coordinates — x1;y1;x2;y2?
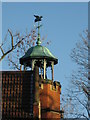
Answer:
0;27;50;70
0;28;37;70
63;29;90;119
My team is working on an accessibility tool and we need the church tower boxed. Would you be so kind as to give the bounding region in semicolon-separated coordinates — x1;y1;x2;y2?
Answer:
20;15;63;119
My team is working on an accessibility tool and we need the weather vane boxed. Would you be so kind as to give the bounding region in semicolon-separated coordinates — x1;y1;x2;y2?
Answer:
34;15;43;45
34;15;43;22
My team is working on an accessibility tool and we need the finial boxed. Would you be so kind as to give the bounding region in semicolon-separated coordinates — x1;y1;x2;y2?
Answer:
34;15;43;45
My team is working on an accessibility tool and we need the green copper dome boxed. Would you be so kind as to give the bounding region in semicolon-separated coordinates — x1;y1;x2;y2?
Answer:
20;45;58;66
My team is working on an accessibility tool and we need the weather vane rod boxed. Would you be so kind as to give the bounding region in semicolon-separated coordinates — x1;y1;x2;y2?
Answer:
34;15;43;45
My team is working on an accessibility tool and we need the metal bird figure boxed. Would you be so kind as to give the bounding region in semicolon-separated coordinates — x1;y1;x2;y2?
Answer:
34;15;43;22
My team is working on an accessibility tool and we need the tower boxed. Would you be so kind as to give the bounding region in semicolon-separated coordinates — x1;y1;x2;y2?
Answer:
19;15;62;119
1;15;63;120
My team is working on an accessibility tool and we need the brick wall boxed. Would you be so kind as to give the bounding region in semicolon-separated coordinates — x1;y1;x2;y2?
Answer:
39;82;61;118
2;71;34;119
1;71;62;119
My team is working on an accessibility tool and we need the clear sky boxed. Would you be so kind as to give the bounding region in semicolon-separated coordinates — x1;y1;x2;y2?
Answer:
1;2;88;94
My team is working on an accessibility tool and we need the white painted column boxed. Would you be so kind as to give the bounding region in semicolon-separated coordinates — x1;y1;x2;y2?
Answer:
31;60;35;70
51;61;54;81
44;59;46;79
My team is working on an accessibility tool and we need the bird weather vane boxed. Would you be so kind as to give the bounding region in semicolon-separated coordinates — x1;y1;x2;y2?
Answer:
34;15;43;22
34;15;43;45
34;15;43;30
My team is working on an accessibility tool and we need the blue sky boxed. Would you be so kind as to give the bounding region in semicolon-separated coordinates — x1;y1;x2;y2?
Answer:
2;2;88;94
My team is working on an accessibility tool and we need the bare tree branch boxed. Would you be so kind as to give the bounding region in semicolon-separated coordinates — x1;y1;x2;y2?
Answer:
8;58;20;70
64;29;90;119
0;29;32;62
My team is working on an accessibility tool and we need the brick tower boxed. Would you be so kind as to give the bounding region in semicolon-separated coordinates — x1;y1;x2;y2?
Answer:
20;15;63;119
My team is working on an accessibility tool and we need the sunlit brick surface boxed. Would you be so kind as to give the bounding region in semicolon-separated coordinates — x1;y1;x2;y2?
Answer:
39;82;61;118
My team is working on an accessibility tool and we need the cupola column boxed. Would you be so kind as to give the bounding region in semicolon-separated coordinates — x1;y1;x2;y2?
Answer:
31;60;35;70
44;59;46;79
51;61;54;81
24;63;26;71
